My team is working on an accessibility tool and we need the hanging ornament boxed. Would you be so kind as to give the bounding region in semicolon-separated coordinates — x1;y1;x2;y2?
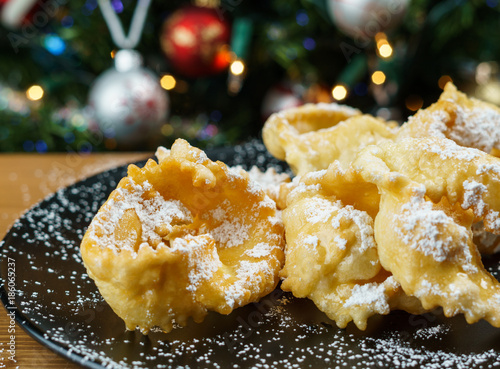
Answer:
89;50;168;147
160;5;231;78
261;82;304;120
326;0;409;40
0;0;39;29
88;0;169;148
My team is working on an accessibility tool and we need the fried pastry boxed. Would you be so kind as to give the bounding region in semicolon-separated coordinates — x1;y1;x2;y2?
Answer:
81;139;285;333
280;167;424;330
397;82;500;155
354;138;500;326
262;103;398;175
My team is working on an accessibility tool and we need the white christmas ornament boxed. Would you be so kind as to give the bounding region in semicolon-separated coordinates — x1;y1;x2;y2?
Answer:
88;49;169;146
88;0;169;147
327;0;409;40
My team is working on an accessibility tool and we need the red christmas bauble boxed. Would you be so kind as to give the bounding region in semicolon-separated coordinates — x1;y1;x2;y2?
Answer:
0;0;39;29
160;6;231;78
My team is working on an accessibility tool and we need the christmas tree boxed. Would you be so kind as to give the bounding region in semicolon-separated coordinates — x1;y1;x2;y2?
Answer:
0;0;499;152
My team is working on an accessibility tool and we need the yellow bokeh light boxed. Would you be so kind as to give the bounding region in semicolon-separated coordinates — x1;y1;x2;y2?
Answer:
371;71;386;85
378;43;393;58
438;75;453;90
332;85;347;101
375;32;387;42
161;123;174;136
230;60;245;76
406;95;424;111
26;85;44;101
160;75;177;90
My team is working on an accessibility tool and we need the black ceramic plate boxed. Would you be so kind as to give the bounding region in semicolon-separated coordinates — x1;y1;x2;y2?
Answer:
2;140;500;369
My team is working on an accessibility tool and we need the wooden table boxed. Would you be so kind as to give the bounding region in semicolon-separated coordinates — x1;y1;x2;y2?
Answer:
0;153;149;368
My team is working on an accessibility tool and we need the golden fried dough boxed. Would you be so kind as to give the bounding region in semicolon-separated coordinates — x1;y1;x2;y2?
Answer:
81;139;285;333
262;103;397;175
263;103;361;161
397;82;500;155
280;168;424;330
354;138;500;233
354;138;500;326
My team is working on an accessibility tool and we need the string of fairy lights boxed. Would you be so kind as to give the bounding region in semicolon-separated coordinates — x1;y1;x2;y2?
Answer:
5;25;494;118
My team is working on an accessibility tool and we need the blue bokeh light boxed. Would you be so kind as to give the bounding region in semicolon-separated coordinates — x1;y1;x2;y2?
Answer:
82;0;97;15
44;35;66;56
61;16;74;28
303;37;316;50
296;10;309;27
85;0;98;11
111;0;124;13
79;142;93;153
35;140;48;153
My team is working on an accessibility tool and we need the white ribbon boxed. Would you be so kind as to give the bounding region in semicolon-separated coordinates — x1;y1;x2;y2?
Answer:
97;0;152;49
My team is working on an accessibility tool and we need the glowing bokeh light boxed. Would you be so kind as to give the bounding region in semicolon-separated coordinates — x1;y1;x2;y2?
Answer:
371;71;386;85
332;85;347;101
26;85;44;101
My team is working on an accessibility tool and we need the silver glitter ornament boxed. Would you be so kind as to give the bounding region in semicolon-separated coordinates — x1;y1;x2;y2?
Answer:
327;0;409;41
88;49;169;147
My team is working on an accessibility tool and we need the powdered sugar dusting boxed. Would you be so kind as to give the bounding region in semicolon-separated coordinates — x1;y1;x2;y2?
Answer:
485;210;500;233
396;196;474;271
89;179;192;253
476;163;500;176
462;180;487;214
210;216;250;249
343;276;398;313
406;100;500;154
422;138;482;161
303;235;319;250
304;197;338;224
334;235;347;250
444;103;500;153
171;235;222;292
331;204;376;253
224;260;273;308
244;242;276;258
